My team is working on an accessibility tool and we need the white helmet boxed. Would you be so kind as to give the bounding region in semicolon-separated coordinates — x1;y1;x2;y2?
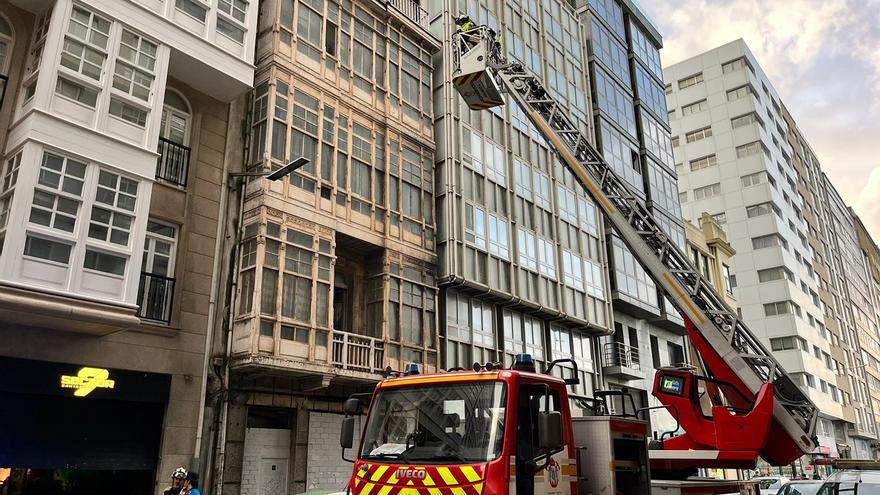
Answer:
173;467;188;479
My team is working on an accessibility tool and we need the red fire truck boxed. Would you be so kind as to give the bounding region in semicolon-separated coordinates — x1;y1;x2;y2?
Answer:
337;21;821;495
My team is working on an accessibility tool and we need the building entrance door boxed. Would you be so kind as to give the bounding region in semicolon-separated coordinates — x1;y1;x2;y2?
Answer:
259;458;288;495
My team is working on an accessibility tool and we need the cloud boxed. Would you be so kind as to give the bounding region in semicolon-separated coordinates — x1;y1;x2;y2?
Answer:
644;0;880;240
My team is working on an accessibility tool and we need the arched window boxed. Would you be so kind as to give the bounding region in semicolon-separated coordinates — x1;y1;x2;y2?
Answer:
156;88;192;187
160;88;191;145
0;15;12;72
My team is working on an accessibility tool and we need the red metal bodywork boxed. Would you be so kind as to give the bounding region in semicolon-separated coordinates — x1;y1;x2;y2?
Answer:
651;318;806;470
346;370;579;495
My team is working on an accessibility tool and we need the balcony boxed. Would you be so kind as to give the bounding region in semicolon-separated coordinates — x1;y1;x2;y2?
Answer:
650;296;686;335
847;422;878;440
332;330;385;373
386;0;428;29
156;137;190;188
136;272;175;324
602;341;645;380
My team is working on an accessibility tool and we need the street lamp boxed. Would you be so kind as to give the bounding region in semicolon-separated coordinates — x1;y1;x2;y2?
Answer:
228;156;310;181
206;154;311;492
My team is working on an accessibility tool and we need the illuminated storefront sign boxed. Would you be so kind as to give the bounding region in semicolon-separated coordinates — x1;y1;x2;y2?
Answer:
0;356;169;403
60;367;115;397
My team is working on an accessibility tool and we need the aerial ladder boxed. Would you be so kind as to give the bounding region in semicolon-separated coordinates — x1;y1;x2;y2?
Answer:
449;25;819;471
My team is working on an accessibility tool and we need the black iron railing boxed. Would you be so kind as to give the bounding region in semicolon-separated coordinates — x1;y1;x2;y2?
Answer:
137;272;175;323
156;137;190;187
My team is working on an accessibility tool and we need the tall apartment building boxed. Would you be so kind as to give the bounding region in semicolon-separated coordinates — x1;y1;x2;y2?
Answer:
853;213;880;451
783;96;878;460
819;175;876;458
0;0;256;493
216;0;440;493
574;0;688;436
666;39;879;465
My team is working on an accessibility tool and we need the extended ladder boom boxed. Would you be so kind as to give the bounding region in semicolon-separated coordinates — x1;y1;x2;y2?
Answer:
451;26;818;465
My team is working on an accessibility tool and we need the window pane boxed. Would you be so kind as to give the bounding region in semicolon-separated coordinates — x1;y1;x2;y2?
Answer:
24;236;72;264
84;249;126;275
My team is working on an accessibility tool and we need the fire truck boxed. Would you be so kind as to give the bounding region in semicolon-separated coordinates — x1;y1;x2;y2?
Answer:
337;22;821;495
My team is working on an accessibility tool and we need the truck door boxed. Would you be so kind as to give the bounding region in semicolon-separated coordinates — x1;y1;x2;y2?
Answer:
515;384;569;495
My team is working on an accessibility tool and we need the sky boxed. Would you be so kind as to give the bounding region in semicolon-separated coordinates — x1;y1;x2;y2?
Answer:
640;0;880;241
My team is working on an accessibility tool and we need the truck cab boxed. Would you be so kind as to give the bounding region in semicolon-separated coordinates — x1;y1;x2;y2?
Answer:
340;356;577;495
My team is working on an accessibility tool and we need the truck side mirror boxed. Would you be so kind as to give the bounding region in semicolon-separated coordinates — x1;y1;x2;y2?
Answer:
340;416;355;449
344;397;362;416
538;410;563;451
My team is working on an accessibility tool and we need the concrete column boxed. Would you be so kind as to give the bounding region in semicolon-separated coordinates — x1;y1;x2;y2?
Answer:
221;404;248;495
291;408;310;494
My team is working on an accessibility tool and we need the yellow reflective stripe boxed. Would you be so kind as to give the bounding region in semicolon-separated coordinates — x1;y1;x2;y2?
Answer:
423;472;437;486
376;485;392;495
381;373;499;388
386;471;399;484
428;488;443;495
663;272;706;324
528;110;615;215
474;483;484;494
361;483;375;495
454;72;484;85
371;466;389;482
437;467;459;485
451;488;467;495
460;466;481;483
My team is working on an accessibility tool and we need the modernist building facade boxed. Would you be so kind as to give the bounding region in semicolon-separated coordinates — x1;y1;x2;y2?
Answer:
431;0;610;404
574;0;689;436
0;0;257;493
667;39;879;462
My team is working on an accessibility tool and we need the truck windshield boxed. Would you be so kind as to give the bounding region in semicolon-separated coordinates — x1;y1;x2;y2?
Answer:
359;381;506;464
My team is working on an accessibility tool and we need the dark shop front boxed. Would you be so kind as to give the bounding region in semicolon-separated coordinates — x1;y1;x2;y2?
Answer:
0;357;171;495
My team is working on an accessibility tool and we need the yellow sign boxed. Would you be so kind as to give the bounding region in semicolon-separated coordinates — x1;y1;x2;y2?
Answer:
60;367;115;397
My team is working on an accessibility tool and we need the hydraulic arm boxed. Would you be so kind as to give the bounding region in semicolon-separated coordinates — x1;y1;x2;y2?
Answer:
451;25;818;467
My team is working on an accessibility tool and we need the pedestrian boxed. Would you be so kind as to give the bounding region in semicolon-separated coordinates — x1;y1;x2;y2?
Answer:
164;467;188;495
181;471;201;495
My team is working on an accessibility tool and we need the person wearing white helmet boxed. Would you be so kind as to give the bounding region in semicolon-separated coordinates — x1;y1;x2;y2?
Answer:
163;467;188;495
